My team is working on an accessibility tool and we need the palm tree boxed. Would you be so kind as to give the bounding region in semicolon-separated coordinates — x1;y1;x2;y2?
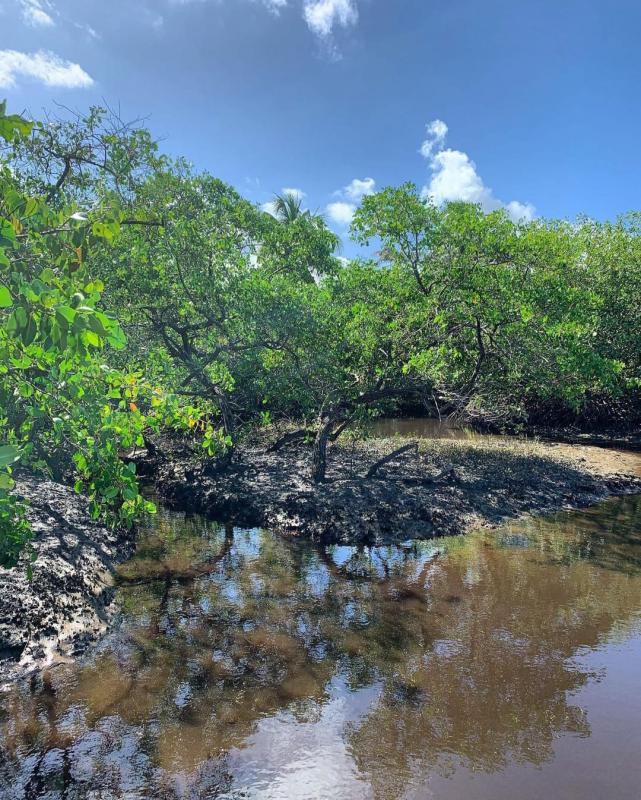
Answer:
270;191;309;223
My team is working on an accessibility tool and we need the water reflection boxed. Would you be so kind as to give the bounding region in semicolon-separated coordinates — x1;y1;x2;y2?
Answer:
368;416;479;440
2;495;641;798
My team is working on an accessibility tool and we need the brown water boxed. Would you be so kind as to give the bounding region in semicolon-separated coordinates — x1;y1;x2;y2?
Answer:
368;416;479;440
2;494;641;799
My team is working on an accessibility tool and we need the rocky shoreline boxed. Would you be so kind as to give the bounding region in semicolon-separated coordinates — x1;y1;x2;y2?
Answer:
0;477;134;683
150;435;641;544
2;435;640;682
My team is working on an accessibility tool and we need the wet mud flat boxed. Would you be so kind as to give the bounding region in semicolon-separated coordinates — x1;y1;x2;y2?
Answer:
0;477;134;682
151;435;641;544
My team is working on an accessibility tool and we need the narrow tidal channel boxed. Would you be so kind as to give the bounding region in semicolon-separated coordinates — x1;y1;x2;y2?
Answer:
2;492;641;798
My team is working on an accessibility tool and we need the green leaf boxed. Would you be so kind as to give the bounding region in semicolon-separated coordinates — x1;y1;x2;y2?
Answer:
83;330;100;347
87;314;108;337
0;473;15;490
21;316;37;346
91;221;119;243
0;285;12;308
55;305;76;327
0;103;34;142
10;355;32;369
0;445;20;468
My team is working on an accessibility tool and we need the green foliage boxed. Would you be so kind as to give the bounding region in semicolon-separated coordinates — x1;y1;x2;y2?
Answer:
2;99;641;559
351;186;638;422
0;103;200;567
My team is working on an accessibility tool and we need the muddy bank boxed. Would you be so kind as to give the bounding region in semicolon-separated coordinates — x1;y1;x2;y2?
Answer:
527;427;641;451
0;477;134;683
150;436;641;545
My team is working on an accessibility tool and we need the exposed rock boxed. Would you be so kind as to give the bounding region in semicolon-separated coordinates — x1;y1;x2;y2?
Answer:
0;477;134;683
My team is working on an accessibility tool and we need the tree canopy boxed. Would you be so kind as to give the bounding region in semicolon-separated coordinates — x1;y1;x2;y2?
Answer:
2;102;640;564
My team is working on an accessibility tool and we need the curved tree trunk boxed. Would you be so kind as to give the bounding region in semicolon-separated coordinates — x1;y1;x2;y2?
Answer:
365;441;418;479
267;428;311;453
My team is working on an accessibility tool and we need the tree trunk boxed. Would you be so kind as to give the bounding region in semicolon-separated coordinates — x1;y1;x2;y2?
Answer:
217;392;234;442
142;431;158;458
365;442;418;479
215;390;235;466
267;428;311;453
311;414;339;482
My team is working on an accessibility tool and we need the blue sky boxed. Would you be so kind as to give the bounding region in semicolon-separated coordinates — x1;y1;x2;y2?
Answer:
1;0;640;247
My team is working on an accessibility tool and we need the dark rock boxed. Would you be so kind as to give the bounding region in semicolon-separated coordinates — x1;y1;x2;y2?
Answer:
0;477;134;683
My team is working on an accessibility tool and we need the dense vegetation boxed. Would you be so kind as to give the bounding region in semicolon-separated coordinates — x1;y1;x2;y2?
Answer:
1;103;640;566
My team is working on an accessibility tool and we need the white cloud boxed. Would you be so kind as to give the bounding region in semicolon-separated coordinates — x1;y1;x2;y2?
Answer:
73;20;99;39
20;0;55;27
342;176;375;201
262;0;288;12
0;49;94;89
428;149;488;205
419;118;448;159
420;119;535;222
326;201;356;225
326;175;375;226
504;200;536;222
303;0;357;38
169;0;358;47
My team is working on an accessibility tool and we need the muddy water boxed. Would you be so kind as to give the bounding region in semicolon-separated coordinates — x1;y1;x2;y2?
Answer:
368;416;480;440
2;494;641;799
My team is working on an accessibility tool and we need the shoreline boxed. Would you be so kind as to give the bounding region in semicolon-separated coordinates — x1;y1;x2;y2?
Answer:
0;477;134;684
2;434;640;683
150;435;641;544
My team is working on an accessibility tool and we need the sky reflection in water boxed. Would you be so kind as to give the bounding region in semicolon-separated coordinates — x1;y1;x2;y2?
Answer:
2;494;641;799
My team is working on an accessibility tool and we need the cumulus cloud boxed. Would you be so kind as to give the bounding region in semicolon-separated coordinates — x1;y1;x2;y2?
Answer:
504;200;536;221
326;201;356;226
0;49;94;89
342;176;375;201
420;119;535;222
303;0;357;38
326;175;375;226
419;119;448;159
20;0;55;27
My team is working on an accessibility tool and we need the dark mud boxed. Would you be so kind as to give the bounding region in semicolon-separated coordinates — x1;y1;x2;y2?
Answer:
3;435;640;684
0;477;134;682
150;435;641;545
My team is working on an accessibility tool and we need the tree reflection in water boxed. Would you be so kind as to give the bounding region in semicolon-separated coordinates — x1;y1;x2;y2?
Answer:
2;495;641;799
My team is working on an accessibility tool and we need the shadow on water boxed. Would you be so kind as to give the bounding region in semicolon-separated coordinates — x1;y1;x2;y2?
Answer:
2;494;641;798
